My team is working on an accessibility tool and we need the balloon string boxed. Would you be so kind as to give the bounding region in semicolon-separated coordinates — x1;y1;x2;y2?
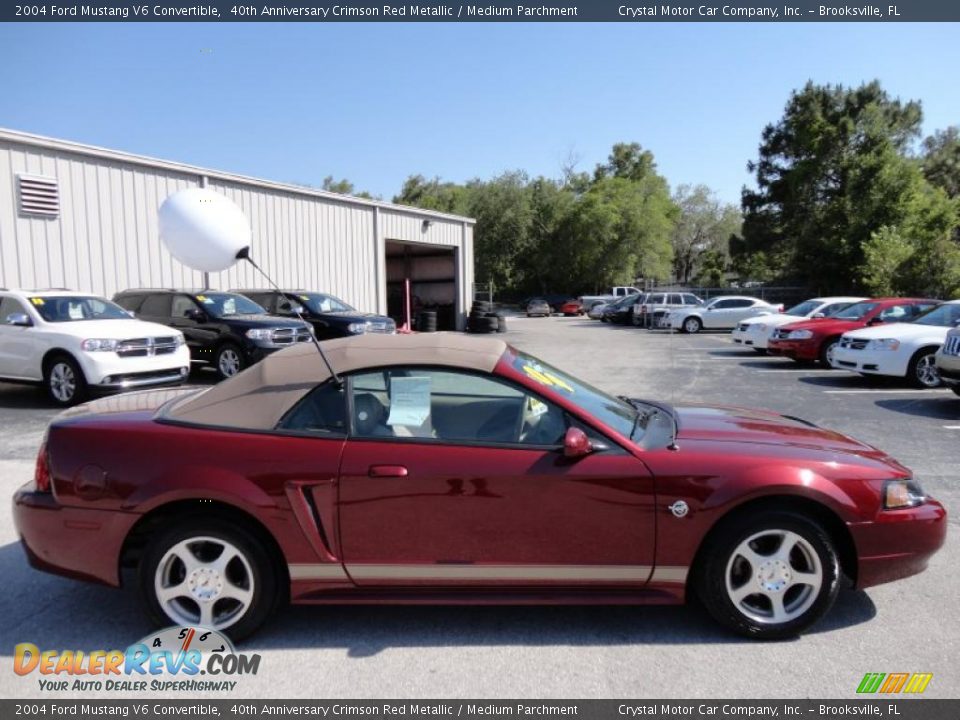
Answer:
241;255;342;386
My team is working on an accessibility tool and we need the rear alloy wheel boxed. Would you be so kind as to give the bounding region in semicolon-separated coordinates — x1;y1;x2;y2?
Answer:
696;511;839;639
683;317;702;334
819;338;839;368
909;350;941;389
44;355;88;406
140;519;277;640
215;344;245;380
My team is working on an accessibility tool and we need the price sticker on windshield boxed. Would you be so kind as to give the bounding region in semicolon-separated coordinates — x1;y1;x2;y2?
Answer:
29;297;45;306
521;363;574;394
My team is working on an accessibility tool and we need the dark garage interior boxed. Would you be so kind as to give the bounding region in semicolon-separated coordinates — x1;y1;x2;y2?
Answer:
385;240;458;331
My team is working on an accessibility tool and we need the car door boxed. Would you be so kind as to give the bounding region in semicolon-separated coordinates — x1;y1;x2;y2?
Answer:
0;296;41;379
337;367;656;588
706;299;755;328
169;294;220;355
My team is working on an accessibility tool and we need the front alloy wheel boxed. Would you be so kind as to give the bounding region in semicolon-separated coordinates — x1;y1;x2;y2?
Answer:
683;317;702;334
44;355;87;406
140;519;277;640
910;351;941;388
215;345;244;379
696;511;839;639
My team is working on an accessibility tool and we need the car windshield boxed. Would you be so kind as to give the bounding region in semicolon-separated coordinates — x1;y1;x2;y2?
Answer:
784;300;821;316
911;303;960;327
294;293;355;313
832;301;877;320
194;292;266;318
511;349;665;444
29;295;131;322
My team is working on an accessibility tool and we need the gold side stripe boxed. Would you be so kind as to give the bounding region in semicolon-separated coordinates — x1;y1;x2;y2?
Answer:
288;563;350;581
288;563;689;583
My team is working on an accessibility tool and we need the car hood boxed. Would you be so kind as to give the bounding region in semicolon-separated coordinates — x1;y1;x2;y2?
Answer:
44;318;184;339
216;314;308;329
777;317;863;335
841;322;951;341
676;405;889;460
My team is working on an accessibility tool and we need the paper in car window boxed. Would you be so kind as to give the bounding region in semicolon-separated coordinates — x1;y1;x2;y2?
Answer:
29;297;45;306
386;376;432;427
527;397;549;417
68;303;84;320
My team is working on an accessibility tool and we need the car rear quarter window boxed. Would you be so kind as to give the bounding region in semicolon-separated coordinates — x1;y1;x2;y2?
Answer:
683;294;700;305
139;294;172;317
277;382;347;436
114;294;144;313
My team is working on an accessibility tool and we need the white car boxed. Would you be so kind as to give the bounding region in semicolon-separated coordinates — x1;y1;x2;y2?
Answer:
668;296;782;334
830;300;960;388
731;296;865;352
587;302;608;320
0;289;190;405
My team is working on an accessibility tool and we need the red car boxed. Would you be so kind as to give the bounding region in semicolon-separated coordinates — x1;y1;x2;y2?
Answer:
559;299;583;316
14;334;945;640
768;298;939;366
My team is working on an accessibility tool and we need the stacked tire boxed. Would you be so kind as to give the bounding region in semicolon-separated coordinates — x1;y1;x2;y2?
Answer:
468;301;506;334
417;311;437;333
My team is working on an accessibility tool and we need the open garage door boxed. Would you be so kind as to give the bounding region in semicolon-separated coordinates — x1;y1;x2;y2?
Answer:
385;241;458;331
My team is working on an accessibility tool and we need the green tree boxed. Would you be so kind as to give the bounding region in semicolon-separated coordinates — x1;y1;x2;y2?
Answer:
671;184;741;284
859;226;914;296
394;175;468;214
739;81;939;292
321;176;355;194
922;126;960;199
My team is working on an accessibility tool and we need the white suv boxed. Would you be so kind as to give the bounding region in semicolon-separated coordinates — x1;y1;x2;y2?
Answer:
0;289;190;405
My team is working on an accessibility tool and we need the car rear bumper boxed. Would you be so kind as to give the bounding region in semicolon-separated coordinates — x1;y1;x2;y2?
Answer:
831;347;909;377
850;499;947;589
12;486;137;587
767;339;818;360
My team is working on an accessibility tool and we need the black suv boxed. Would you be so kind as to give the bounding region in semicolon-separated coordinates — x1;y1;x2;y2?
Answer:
113;289;312;379
234;289;396;340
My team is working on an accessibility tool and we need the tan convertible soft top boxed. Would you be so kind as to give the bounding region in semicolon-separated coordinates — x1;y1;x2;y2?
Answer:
164;332;509;430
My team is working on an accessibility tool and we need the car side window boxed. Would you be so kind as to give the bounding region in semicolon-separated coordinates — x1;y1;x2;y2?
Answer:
276;382;348;436
0;297;29;322
348;368;570;447
669;294;682;305
712;299;732;309
171;295;198;318
879;305;908;321
683;294;700;305
139;294;172;317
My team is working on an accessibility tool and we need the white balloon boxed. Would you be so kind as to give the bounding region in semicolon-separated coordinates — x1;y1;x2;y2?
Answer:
158;188;251;273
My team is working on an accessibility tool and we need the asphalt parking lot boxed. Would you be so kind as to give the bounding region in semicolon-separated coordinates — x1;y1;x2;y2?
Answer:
1;316;957;699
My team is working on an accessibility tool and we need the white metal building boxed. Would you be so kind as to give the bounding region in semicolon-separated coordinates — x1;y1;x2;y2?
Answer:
0;128;475;330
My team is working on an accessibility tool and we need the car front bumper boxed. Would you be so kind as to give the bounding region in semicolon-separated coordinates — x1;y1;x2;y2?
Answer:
732;328;771;348
77;346;191;390
935;353;960;386
767;339;819;360
13;486;139;587
850;499;947;589
831;346;910;378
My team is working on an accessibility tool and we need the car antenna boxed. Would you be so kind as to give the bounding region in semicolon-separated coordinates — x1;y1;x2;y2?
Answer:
236;248;342;385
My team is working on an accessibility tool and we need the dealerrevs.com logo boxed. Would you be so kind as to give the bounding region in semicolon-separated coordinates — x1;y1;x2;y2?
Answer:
14;626;260;693
856;673;933;694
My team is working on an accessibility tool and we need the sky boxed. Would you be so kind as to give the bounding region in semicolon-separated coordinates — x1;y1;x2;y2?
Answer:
1;22;958;205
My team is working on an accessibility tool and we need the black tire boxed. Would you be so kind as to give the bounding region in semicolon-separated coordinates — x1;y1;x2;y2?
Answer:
470;316;499;333
681;316;702;334
138;517;278;642
495;317;507;333
907;348;941;388
43;353;88;407
818;338;840;368
215;343;246;380
695;510;840;640
471;302;492;313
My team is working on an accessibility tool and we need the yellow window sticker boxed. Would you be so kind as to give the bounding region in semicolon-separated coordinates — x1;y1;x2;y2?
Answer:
196;295;210;303
521;364;574;394
29;297;45;306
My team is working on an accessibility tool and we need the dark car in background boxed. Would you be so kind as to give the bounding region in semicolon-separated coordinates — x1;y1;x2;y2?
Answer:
601;294;639;325
113;289;312;379
235;289;395;340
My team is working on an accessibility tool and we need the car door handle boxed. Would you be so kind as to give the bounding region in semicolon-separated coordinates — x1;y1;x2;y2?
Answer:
368;465;408;478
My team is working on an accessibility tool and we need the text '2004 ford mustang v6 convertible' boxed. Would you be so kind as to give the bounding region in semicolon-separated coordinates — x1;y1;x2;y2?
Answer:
13;334;945;640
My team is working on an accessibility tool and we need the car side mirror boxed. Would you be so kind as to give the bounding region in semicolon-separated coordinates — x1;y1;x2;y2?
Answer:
185;308;206;322
811;312;825;319
563;427;594;459
5;313;32;327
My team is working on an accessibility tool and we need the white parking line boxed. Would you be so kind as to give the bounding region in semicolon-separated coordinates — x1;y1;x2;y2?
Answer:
823;389;952;394
755;369;837;373
944;425;960;430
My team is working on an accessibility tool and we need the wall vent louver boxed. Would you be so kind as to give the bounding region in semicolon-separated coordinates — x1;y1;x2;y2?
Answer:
17;174;60;217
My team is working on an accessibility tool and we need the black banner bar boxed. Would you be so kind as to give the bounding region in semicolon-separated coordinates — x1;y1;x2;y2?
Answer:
3;700;959;720
3;0;960;22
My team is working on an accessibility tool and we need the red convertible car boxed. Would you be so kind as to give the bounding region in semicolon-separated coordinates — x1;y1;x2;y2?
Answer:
14;334;945;640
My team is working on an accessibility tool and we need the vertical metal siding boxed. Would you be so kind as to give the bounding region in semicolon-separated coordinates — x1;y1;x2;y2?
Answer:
0;135;473;328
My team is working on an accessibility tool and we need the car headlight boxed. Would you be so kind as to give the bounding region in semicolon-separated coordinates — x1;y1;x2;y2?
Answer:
869;338;901;351
175;334;186;347
788;329;813;340
81;339;118;352
245;328;274;341
883;478;926;509
348;322;369;334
